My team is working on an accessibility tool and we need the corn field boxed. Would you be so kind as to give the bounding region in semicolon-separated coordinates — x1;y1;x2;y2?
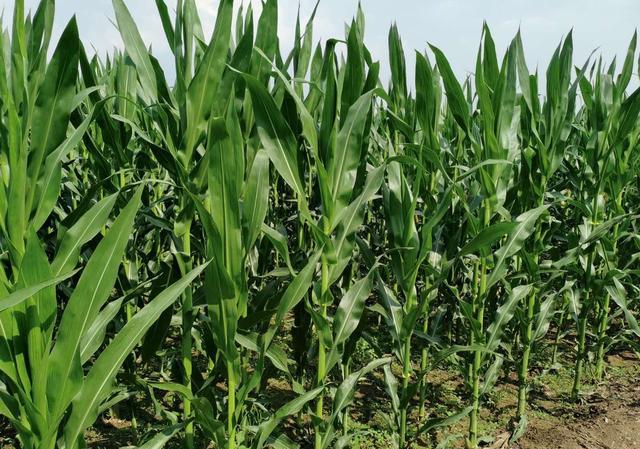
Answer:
0;1;639;448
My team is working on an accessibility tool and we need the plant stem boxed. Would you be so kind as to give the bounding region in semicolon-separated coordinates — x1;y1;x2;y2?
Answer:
468;201;490;449
594;292;610;380
399;288;416;447
179;218;194;449
228;360;237;449
419;286;431;419
315;245;330;449
516;193;544;421
516;288;536;420
343;360;351;434
594;198;621;380
551;293;568;367
572;193;599;399
572;304;589;399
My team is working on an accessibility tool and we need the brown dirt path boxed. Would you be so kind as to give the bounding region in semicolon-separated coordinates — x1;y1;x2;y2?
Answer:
515;355;640;449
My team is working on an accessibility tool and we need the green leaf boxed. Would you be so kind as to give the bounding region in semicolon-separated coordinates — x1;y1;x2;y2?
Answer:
430;44;469;133
329;91;373;212
261;224;295;275
487;205;549;288
112;0;157;103
243;149;270;250
208;110;244;309
415;406;473;437
533;294;556;342
0;269;77;314
458;222;517;257
184;0;233;162
47;186;143;420
79;297;123;364
323;357;391;448
136;423;184;449
326;267;377;373
606;278;640;337
51;192;119;276
32;103;103;230
64;263;208;446
26;17;80;219
485;285;532;354
236;332;291;376
256;386;324;449
264;250;321;348
241;72;309;218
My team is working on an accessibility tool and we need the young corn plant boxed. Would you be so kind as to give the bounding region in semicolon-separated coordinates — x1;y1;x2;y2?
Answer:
0;183;207;449
432;30;550;448
242;14;392;448
510;30;581;428
375;27;465;447
110;1;234;445
565;46;640;398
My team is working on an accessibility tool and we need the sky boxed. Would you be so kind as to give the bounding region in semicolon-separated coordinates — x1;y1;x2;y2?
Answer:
1;0;639;87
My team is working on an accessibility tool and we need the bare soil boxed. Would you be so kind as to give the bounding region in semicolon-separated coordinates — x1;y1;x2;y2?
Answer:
514;354;640;449
1;354;638;449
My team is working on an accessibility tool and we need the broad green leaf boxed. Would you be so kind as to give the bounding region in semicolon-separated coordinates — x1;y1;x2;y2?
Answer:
26;17;80;218
184;0;233;162
485;285;532;355
487;205;549;288
256;386;324;449
415;406;473;437
243;149;270;250
264;250;321;348
51;192;119;276
606;278;640;337
47;186;143;419
113;0;157;103
329;91;373;212
430;44;469;133
136;423;184;449
458;222;517;257
325;267;377;373
79;297;124;364
64;263;208;446
0;269;78;314
241;72;309;217
533;294;556;342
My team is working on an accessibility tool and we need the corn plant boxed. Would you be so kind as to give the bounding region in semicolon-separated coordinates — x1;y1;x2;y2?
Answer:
237;10;405;447
2;1;640;448
373;26;471;447
430;31;550;447
110;0;236;445
563;42;640;398
508;30;581;427
0;181;207;449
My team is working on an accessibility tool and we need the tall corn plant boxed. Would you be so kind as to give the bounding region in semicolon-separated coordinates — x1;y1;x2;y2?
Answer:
563;40;640;398
111;2;338;447
242;13;392;448
508;31;580;427
0;180;207;448
0;1;81;265
375;27;467;447
110;0;234;445
432;30;549;448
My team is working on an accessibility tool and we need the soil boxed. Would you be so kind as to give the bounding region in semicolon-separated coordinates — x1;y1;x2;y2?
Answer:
1;354;638;449
514;354;640;449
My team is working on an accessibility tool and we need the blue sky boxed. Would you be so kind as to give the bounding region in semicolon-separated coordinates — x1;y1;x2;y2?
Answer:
1;0;639;85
